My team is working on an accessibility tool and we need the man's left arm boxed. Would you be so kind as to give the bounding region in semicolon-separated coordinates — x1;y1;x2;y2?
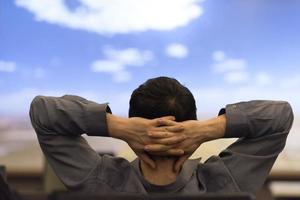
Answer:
145;100;294;193
217;100;294;193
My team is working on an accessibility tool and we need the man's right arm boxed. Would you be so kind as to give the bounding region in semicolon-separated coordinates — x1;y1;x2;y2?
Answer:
29;95;113;189
30;95;185;188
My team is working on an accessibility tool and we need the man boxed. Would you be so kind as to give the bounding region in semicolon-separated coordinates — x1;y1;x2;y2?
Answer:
29;76;293;195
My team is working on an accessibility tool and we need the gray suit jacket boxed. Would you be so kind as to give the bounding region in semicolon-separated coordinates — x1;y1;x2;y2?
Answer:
29;95;293;195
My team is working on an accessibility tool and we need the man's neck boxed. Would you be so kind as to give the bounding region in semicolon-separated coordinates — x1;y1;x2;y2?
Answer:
140;158;180;186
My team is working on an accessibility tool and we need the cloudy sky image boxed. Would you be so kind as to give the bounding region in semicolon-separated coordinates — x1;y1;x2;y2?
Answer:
0;0;300;146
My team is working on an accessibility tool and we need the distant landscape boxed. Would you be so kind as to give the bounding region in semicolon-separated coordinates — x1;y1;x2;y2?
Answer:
1;115;299;158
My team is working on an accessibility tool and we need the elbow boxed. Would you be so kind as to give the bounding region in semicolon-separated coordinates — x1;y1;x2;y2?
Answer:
279;101;294;133
29;96;48;129
30;96;45;117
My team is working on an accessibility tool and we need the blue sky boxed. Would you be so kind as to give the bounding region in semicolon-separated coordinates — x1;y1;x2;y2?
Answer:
1;0;300;116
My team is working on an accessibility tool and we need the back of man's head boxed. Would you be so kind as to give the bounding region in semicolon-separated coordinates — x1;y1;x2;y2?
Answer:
129;77;197;121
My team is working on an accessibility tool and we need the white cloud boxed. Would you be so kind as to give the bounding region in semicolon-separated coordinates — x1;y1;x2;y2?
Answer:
213;58;247;73
255;72;272;86
212;51;276;86
92;60;124;73
15;0;204;35
0;60;17;72
211;51;276;86
212;50;226;62
211;51;248;83
224;71;249;83
165;43;189;58
91;47;153;82
103;47;153;66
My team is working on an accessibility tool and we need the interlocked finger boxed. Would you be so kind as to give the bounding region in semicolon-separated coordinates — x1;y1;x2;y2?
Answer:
151;134;186;145
144;144;174;152
155;118;178;126
163;149;184;156
164;125;184;132
148;131;175;138
146;148;184;156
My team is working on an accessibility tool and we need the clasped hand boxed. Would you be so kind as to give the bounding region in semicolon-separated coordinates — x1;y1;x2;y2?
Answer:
122;116;206;172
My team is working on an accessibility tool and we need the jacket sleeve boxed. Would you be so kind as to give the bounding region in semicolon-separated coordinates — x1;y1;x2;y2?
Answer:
218;100;294;194
29;95;112;189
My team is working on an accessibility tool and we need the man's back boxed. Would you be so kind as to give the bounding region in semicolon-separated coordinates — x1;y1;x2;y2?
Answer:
81;155;240;193
29;95;293;196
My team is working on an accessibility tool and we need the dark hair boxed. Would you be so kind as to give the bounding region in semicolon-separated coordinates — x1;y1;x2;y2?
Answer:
129;77;197;121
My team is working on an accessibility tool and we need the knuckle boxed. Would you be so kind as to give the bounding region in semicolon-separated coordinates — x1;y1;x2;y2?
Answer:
166;140;173;145
154;119;161;125
147;130;153;136
177;136;183;140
